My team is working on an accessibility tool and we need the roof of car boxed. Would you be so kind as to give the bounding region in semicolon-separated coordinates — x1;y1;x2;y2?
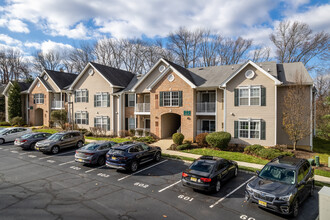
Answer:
88;140;113;145
113;143;140;150
198;156;224;161
268;156;306;169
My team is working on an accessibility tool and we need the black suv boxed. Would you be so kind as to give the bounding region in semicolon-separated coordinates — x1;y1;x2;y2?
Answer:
182;156;238;193
245;156;314;217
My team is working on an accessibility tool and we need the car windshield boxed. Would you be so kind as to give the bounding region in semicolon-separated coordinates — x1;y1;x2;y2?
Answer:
108;149;126;156
21;134;33;139
259;165;296;185
81;143;100;151
0;128;9;134
47;134;62;141
190;160;215;173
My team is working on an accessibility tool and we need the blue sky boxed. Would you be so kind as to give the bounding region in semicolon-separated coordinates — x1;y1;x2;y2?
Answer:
0;0;329;63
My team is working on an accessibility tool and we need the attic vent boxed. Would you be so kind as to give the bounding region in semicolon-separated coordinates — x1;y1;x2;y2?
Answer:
88;68;94;76
159;65;166;73
231;66;234;70
267;68;270;72
245;70;255;79
260;64;262;67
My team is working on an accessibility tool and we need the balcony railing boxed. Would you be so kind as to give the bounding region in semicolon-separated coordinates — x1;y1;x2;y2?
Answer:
135;103;150;113
51;101;65;109
196;102;216;113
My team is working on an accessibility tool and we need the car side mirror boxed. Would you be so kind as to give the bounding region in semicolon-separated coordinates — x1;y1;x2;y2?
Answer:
255;170;260;176
60;137;64;141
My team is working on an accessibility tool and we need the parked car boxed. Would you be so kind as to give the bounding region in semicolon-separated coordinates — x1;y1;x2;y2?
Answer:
245;156;314;217
181;156;238;193
35;131;85;154
75;141;117;165
106;142;161;172
14;132;52;150
0;127;32;144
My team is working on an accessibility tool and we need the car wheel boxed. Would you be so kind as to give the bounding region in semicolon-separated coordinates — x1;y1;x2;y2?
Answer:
130;161;138;172
215;180;221;193
98;156;105;166
292;199;299;217
0;138;4;145
234;166;238;177
76;141;83;148
245;192;250;202
30;142;36;150
51;146;60;154
154;152;161;162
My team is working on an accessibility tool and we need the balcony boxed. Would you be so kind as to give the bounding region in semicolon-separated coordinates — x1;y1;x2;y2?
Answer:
51;101;65;109
196;102;216;114
135;103;150;114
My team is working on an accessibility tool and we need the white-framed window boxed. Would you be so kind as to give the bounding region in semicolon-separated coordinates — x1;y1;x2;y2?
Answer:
34;94;44;104
201;120;215;132
163;91;179;107
95;92;109;107
128;94;135;107
75;111;88;125
128;118;135;129
95;116;109;130
239;86;261;106
239;120;260;139
75;89;88;102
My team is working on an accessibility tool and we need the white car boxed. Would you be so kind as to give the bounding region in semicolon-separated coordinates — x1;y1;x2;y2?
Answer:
0;127;32;144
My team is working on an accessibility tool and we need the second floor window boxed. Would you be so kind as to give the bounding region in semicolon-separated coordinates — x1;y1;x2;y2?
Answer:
33;94;44;104
75;89;88;103
128;94;135;107
160;91;182;107
235;86;265;106
94;92;110;107
75;111;88;125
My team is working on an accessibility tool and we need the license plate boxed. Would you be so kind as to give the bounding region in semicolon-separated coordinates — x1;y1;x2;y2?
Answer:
190;177;197;182
112;157;116;160
258;200;267;207
78;159;83;162
35;147;39;150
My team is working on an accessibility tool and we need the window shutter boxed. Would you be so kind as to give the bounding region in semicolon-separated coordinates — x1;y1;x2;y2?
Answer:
179;91;183;107
261;87;266;106
33;95;35;104
107;117;110;131
94;117;96;127
94;95;96;107
74;91;77;103
75;112;77;124
107;93;110;107
86;112;89;125
125;118;128;130
125;94;128;107
159;92;163;107
86;90;89;103
261;121;266;140
234;89;239;106
234;121;238;138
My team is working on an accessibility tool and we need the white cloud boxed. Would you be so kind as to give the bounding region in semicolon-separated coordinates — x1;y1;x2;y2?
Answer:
0;34;22;46
40;40;74;55
7;19;30;33
24;42;41;49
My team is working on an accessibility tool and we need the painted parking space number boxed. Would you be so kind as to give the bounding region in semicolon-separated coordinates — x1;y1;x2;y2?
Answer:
97;173;109;178
240;215;255;220
70;166;81;170
178;195;194;202
134;182;149;188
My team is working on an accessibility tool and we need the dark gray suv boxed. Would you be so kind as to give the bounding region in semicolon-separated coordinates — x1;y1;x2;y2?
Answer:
35;131;85;154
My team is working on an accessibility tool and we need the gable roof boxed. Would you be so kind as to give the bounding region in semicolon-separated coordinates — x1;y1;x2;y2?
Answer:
277;62;313;85
27;77;53;93
2;81;32;96
163;59;196;86
45;70;77;90
90;62;135;88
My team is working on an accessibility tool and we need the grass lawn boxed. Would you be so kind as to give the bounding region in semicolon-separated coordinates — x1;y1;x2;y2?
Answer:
313;137;330;154
182;148;269;165
33;128;60;134
85;136;130;143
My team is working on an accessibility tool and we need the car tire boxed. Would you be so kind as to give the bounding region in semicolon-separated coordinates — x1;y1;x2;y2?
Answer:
245;191;251;202
98;156;106;166
51;146;60;154
30;142;36;150
215;180;221;193
154;152;161;162
234;166;238;177
130;161;138;172
0;138;4;145
292;199;299;217
76;141;83;148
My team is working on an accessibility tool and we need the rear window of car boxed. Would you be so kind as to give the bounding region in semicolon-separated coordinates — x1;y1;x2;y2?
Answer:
71;132;81;137
108;149;126;156
190;160;215;173
21;134;33;138
81;143;100;151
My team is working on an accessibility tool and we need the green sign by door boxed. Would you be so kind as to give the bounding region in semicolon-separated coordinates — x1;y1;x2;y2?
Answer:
183;110;191;116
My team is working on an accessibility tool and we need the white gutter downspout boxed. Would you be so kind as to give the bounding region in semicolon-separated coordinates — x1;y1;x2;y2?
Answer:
118;94;122;132
219;86;226;131
275;85;277;146
215;88;217;131
26;94;29;125
310;86;313;151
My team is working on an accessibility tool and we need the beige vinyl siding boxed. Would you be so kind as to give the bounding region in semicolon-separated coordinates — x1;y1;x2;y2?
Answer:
216;88;224;131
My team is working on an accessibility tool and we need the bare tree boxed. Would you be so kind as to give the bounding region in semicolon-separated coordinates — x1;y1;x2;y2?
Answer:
251;46;271;63
167;27;203;68
0;48;29;84
282;73;311;150
63;42;95;73
199;30;222;67
270;21;330;69
94;38;125;69
33;50;63;73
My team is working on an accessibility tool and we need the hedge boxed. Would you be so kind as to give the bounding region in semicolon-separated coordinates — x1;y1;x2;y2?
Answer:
205;132;231;150
172;133;184;145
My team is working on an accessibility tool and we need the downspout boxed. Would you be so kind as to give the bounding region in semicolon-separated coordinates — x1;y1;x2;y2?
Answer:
218;86;226;131
275;85;277;146
310;86;313;151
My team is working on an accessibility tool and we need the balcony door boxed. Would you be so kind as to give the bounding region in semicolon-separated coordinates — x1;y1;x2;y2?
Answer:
201;91;215;103
144;94;150;103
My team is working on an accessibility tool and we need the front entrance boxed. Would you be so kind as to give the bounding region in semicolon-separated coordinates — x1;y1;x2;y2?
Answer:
35;108;44;126
161;113;181;139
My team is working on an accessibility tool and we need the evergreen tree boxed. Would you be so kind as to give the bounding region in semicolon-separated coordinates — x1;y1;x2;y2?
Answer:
8;81;22;120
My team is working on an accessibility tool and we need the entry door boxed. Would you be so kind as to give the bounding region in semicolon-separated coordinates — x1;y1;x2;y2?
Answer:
145;119;150;129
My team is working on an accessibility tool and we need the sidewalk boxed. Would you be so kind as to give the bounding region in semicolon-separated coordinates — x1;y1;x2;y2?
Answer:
151;139;330;184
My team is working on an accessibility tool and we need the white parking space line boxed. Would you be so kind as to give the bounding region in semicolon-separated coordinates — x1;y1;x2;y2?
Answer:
47;160;56;163
0;147;3;149
158;180;181;193
59;161;75;166
28;155;37;158
10;150;19;153
117;160;168;182
39;150;76;160
209;176;255;208
19;152;30;155
85;165;105;173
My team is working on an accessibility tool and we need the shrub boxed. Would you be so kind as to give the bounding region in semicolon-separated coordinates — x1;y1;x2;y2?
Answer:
172;133;184;145
8;81;22;120
257;148;294;160
195;133;209;148
119;130;129;137
168;144;177;150
244;144;265;155
78;128;88;134
205;132;231;150
10;116;24;126
50;110;67;129
129;129;135;137
0;121;10;126
136;129;143;136
85;131;93;136
183;140;192;145
134;136;156;144
145;131;150;136
176;143;192;151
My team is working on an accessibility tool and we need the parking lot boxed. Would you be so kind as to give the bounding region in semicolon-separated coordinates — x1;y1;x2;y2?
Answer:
0;142;319;220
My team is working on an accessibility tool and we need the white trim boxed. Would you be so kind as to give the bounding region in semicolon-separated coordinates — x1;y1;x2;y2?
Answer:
310;86;313;151
220;60;282;87
275;85;277;146
42;70;61;92
223;88;226;131
25;95;29;124
119;94;122;132
215;89;218;131
2;81;13;96
135;93;137;129
238;119;261;139
160;91;180;107
238;85;261;106
27;77;52;93
131;58;170;92
200;119;216;133
196;112;216;116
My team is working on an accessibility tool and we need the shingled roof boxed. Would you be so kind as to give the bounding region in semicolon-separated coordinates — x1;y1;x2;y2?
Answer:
45;70;77;89
17;82;32;91
90;62;135;88
163;59;196;86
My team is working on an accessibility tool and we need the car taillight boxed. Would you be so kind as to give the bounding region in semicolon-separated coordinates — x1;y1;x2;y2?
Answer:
85;153;95;156
182;172;188;177
200;178;212;183
21;139;28;143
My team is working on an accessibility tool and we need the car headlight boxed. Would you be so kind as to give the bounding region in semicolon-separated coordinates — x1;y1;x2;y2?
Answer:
278;194;292;202
246;184;253;193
